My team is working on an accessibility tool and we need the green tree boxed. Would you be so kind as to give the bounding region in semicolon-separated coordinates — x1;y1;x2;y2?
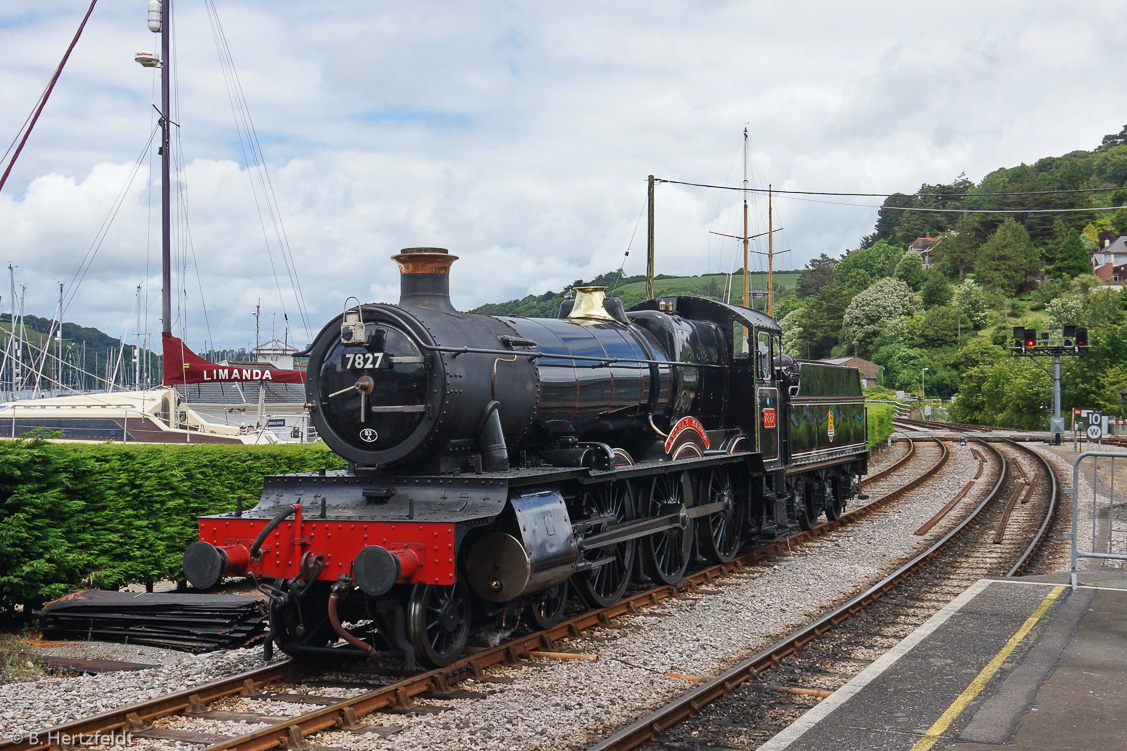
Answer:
1046;295;1083;328
976;219;1039;295
953;279;989;330
956;337;1007;370
931;230;977;279
796;254;838;298
835;240;903;295
894;252;926;291
1052;229;1091;280
917;306;961;348
920;272;953;308
842;277;917;358
800;283;851;358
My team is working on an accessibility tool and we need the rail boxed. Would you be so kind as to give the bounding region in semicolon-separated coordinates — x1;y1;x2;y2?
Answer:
2;437;950;751
586;438;1009;751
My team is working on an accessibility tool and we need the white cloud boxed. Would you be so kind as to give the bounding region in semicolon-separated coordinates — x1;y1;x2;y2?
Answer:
1;0;1125;350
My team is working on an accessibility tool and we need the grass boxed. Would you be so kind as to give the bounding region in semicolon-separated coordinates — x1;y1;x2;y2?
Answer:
0;634;49;685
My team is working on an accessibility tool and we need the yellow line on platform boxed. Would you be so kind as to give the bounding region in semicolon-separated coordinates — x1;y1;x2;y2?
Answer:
909;585;1066;751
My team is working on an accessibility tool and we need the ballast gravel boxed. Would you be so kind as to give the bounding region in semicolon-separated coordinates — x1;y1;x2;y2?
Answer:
2;441;994;751
0;648;277;741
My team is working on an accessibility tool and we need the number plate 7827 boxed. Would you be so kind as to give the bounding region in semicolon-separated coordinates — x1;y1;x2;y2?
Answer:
341;352;385;370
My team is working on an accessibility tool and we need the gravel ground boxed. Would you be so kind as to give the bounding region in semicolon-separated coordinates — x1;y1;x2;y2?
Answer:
0;440;986;750
0;647;278;740
1033;442;1127;572
308;443;989;751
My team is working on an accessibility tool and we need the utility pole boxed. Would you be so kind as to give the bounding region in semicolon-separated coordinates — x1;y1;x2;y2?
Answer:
646;175;655;300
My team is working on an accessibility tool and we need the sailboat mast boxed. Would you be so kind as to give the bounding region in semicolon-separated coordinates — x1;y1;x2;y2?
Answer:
768;185;774;316
742;128;749;309
153;0;172;337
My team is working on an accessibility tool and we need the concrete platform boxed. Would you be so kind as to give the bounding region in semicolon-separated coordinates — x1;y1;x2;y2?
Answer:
759;572;1127;751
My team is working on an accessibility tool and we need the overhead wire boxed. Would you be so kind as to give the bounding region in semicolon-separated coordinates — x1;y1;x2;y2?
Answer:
61;125;160;315
205;0;312;343
609;194;651;295
774;194;1127;214
654;178;1127;198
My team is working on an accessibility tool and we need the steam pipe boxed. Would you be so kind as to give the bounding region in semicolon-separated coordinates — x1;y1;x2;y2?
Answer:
329;578;376;655
478;401;509;472
249;504;299;559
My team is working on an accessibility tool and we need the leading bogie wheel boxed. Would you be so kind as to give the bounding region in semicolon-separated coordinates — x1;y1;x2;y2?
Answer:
524;580;569;631
268;581;336;655
698;466;746;564
641;472;694;584
407;582;470;668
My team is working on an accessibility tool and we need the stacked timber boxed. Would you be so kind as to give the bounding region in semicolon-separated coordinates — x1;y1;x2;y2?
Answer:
37;590;268;652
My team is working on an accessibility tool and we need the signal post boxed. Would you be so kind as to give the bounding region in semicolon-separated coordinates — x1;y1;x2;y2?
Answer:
1009;325;1089;444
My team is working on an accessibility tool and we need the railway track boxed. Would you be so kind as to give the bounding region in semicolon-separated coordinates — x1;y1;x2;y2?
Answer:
589;432;1061;751
3;437;953;751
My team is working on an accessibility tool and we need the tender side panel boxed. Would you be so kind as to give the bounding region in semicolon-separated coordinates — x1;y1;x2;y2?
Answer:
788;400;867;464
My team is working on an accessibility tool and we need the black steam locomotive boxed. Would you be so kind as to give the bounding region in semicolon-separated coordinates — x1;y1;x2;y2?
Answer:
184;248;867;668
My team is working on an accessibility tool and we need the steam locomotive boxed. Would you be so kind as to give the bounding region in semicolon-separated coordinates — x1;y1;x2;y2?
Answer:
183;248;867;668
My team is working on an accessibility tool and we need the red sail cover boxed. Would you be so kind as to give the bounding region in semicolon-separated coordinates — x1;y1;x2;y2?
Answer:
162;333;306;385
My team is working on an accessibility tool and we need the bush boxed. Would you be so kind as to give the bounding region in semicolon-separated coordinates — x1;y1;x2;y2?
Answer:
865;402;895;448
0;440;345;621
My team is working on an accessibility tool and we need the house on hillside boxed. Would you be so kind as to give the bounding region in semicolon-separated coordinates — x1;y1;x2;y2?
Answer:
1090;236;1127;285
908;236;940;269
819;356;882;388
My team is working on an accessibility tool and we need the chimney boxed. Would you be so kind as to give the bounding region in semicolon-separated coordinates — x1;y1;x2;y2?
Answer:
391;247;458;312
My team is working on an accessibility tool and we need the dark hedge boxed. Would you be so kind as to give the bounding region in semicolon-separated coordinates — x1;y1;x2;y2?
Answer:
0;439;345;620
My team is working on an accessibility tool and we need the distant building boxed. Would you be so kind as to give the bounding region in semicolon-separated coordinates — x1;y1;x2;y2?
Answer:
252;339;302;371
819;356;882;388
1091;236;1127;284
908;236;940;269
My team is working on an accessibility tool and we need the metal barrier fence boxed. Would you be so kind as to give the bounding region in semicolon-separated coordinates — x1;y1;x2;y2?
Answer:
1069;451;1127;588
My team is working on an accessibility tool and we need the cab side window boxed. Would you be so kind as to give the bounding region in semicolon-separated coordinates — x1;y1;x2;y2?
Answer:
757;331;773;381
733;322;750;358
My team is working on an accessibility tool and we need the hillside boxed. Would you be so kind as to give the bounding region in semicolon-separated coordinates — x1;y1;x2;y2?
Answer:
471;270;800;317
780;124;1127;429
0;314;159;391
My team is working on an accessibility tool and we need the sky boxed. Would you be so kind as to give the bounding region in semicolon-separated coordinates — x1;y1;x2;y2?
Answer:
1;0;1125;351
